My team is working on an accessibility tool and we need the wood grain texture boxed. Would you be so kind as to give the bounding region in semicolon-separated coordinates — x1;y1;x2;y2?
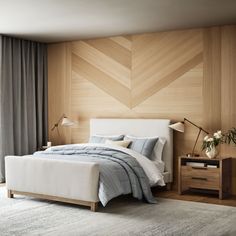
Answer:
48;42;72;145
203;27;221;133
131;30;203;107
71;32;203;109
179;157;232;199
9;190;99;211
72;41;131;88
131;53;203;107
86;38;131;69
48;26;236;194
221;25;236;194
155;190;236;207
72;54;131;107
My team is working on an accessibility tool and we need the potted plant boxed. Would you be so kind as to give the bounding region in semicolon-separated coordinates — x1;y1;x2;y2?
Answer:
222;127;236;145
202;128;236;158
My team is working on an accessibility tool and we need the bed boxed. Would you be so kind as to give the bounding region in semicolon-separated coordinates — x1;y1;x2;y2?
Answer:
5;119;173;211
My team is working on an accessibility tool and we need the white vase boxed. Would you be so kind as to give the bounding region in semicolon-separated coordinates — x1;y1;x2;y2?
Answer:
205;146;218;159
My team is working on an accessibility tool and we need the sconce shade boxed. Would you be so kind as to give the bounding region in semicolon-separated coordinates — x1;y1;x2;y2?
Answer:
169;122;185;133
61;117;75;126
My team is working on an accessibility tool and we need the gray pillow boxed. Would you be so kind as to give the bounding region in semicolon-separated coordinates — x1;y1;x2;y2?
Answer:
124;135;159;159
89;135;124;143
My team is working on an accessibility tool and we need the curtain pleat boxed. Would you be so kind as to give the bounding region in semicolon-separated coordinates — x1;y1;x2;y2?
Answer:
0;36;48;182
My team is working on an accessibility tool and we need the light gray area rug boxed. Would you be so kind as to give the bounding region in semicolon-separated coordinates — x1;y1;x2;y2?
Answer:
0;187;236;236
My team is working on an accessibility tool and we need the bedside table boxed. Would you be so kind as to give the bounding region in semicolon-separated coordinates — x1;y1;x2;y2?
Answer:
178;156;232;199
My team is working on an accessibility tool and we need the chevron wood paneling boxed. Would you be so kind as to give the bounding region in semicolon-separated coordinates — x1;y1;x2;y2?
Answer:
72;41;131;88
131;29;203;107
71;30;203;109
48;26;236;193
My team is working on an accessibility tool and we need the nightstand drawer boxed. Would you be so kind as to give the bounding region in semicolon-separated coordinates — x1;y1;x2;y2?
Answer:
181;166;220;179
182;175;220;190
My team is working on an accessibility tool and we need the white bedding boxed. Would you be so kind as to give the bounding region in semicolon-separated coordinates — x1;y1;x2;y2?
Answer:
46;143;165;187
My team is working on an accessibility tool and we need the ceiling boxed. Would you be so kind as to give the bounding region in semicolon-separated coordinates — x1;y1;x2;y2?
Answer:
0;0;236;43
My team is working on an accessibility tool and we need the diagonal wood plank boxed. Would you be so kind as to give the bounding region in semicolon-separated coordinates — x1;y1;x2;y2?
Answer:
131;53;203;108
72;53;131;108
110;36;132;50
86;38;131;69
132;30;203;88
72;41;131;89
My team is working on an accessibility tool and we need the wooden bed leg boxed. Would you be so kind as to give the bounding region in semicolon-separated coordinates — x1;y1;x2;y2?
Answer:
91;202;98;212
166;183;172;191
7;190;13;198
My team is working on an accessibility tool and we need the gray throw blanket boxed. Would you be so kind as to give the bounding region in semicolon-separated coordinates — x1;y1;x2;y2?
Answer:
34;145;156;206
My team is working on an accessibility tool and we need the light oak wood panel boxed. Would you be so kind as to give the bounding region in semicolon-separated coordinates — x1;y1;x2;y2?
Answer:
131;53;203;107
71;31;203;109
221;25;236;194
134;64;204;190
203;27;221;133
48;42;72;145
131;30;203;107
110;36;132;50
72;54;131;108
221;26;236;156
72;41;131;88
71;71;134;143
132;30;203;87
86;38;131;69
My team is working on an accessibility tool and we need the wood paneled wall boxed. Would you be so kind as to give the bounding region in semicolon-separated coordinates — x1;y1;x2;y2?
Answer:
48;26;236;193
221;26;236;193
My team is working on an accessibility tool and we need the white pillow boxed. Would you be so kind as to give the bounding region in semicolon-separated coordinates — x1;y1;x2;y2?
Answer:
89;134;124;143
105;139;131;148
150;137;167;162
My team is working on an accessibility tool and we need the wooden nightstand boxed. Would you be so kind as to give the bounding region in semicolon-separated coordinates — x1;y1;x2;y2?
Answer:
178;156;232;199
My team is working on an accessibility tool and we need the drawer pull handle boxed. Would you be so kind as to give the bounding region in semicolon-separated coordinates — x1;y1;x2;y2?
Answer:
192;167;207;170
192;177;207;181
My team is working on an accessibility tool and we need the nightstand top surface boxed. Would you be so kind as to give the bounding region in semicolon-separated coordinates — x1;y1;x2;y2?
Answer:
179;156;231;161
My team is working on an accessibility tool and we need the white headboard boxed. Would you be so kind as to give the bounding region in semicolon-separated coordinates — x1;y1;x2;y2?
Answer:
90;118;173;182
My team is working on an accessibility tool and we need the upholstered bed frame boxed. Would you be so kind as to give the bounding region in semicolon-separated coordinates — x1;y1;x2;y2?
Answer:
5;119;173;211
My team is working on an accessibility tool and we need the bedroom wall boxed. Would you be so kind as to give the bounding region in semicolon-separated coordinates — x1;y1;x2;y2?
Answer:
48;25;236;193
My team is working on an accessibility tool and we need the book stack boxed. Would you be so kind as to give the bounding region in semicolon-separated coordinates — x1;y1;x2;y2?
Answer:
186;162;218;168
186;162;205;167
206;164;218;168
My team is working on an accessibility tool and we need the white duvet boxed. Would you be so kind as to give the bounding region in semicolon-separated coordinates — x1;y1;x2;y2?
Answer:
46;143;165;187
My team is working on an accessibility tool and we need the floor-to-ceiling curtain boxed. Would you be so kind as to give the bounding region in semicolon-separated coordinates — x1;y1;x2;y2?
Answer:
0;35;48;182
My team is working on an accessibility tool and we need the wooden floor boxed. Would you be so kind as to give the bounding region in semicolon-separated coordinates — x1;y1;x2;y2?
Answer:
154;188;236;207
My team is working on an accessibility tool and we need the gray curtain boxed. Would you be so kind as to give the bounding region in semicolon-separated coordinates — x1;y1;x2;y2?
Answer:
0;35;48;182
